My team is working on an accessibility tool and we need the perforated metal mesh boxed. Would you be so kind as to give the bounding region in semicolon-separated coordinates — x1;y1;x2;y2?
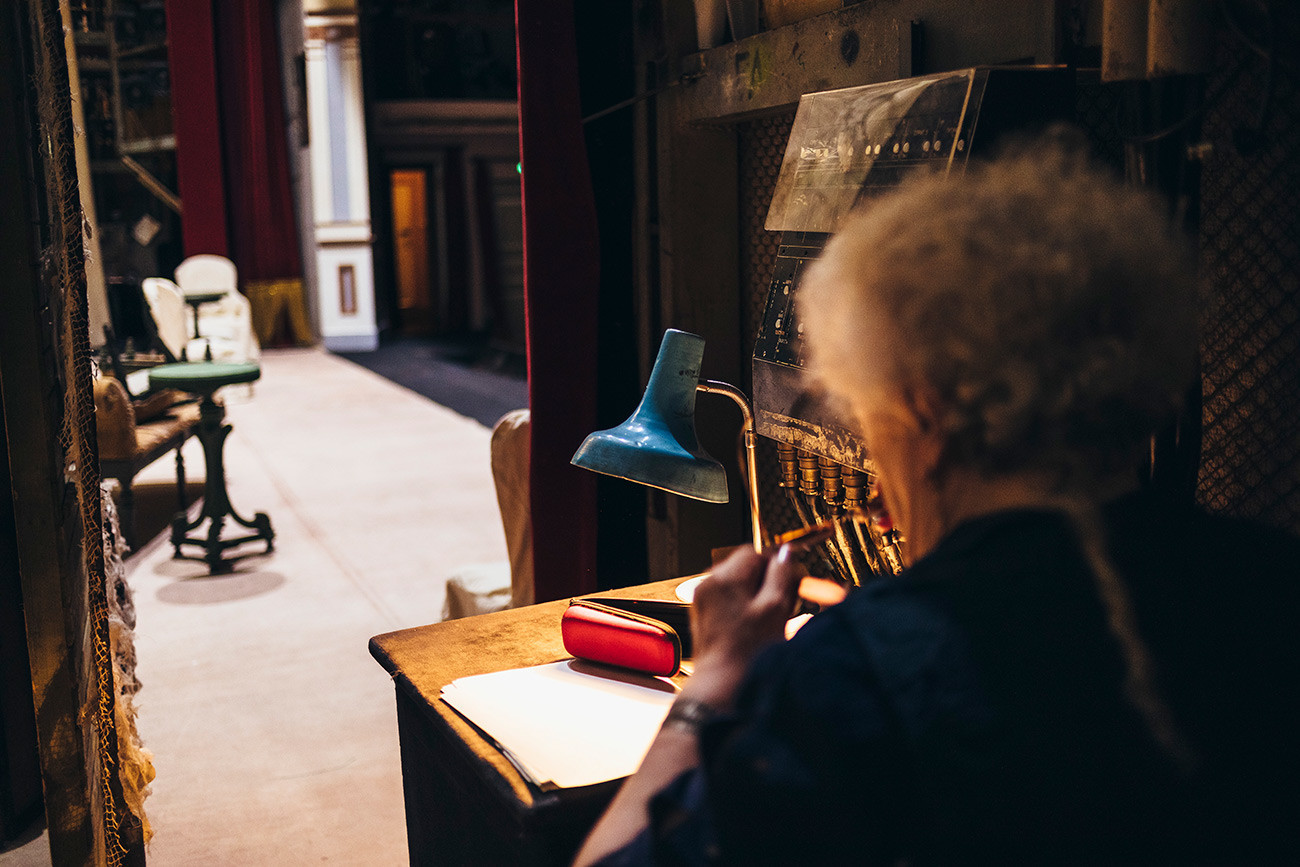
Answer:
1197;33;1300;532
1075;73;1125;168
738;110;798;539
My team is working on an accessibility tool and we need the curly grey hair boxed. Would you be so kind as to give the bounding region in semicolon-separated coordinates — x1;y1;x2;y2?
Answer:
800;137;1199;489
802;135;1204;770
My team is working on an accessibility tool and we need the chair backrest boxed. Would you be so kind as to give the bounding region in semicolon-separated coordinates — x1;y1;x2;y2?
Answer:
93;376;137;461
174;254;237;298
141;277;190;361
490;409;533;607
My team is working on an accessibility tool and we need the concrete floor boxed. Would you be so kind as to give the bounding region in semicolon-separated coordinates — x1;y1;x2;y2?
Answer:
3;346;518;865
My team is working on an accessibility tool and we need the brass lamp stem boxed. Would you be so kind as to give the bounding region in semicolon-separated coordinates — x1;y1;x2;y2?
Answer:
696;380;767;552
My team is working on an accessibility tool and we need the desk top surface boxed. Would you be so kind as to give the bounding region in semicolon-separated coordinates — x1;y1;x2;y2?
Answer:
369;577;689;806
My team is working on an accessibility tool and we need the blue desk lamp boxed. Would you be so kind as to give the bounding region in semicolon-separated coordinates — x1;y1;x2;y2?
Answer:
571;329;767;552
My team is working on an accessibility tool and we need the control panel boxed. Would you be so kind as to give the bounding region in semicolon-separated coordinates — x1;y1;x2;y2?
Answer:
753;67;1072;468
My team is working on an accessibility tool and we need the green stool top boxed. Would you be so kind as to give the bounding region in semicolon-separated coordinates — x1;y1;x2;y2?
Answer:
149;361;261;394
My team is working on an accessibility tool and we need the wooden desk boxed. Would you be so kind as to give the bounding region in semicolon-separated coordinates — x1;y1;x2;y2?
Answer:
369;578;688;866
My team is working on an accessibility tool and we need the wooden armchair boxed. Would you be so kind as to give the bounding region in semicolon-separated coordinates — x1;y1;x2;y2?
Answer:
94;377;201;549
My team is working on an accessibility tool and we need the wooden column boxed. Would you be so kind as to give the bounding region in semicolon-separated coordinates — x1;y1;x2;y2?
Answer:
1;4;111;862
305;13;379;351
641;1;747;579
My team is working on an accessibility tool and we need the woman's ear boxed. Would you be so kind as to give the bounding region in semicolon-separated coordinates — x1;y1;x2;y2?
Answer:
903;385;947;476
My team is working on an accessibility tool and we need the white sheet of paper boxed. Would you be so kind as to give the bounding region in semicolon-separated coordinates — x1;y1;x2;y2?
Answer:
440;660;678;789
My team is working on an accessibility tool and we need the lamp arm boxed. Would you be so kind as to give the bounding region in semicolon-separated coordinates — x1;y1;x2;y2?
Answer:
696;380;767;552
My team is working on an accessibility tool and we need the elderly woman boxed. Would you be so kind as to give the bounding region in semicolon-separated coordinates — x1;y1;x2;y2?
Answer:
576;140;1300;865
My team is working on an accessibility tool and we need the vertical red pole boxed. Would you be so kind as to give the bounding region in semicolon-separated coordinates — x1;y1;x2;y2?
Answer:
516;0;601;600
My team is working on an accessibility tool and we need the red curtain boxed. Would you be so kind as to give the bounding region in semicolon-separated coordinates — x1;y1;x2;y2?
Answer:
516;0;601;600
165;0;228;257
212;0;302;282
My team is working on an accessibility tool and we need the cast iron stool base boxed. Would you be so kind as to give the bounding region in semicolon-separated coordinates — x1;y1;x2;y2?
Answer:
171;393;274;572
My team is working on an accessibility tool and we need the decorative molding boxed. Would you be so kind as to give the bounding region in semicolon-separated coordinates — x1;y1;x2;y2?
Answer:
315;223;374;244
371;99;519;156
679;13;908;123
304;13;358;43
338;263;357;314
676;0;1058;124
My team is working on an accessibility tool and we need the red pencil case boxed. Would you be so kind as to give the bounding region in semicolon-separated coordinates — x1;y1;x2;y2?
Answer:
561;599;682;677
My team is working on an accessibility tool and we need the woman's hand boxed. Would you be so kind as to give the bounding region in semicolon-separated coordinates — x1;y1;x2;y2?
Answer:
683;546;804;709
574;547;803;866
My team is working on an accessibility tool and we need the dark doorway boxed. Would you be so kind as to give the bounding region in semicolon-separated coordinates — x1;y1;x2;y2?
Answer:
390;167;435;333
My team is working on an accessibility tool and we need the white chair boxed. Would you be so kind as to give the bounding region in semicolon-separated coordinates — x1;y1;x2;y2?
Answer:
141;277;255;365
141;277;201;362
172;255;260;362
195;290;260;362
174;254;237;298
442;409;534;619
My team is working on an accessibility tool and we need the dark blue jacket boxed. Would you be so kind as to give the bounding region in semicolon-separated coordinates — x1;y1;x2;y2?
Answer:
603;492;1300;865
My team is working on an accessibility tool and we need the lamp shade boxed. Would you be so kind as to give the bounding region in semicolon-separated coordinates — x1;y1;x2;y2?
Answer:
571;329;728;503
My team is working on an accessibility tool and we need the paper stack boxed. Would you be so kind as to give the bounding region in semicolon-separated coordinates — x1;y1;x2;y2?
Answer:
441;659;678;789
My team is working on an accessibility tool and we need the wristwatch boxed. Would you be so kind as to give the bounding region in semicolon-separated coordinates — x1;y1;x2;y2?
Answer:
663;697;719;734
